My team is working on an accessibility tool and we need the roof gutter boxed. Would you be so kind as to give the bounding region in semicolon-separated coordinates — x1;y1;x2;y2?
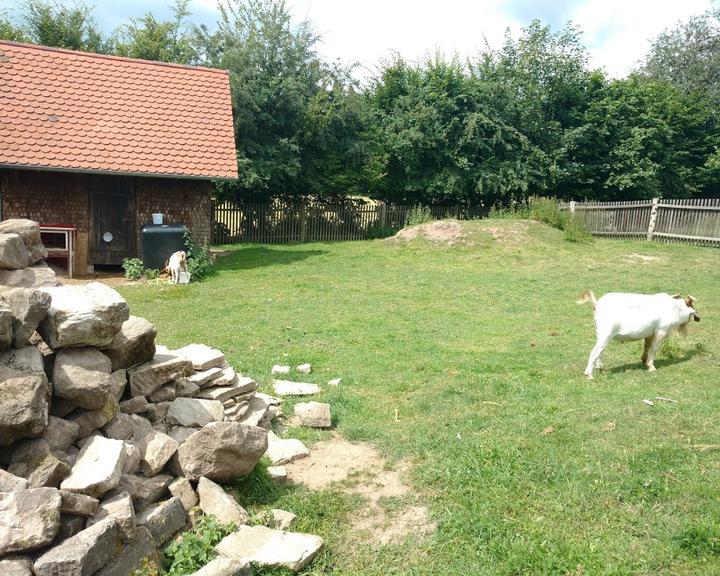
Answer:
0;163;238;182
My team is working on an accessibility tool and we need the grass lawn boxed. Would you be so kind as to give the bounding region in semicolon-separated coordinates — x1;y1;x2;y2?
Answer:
120;220;720;575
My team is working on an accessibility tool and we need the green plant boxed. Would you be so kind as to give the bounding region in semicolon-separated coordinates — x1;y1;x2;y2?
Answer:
563;216;593;243
183;231;214;281
366;222;396;239
130;558;162;576
404;205;434;227
163;515;236;576
122;258;145;281
143;268;160;280
529;196;568;230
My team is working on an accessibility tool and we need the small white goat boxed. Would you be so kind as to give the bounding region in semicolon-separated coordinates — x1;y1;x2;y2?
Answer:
166;250;188;284
577;290;700;378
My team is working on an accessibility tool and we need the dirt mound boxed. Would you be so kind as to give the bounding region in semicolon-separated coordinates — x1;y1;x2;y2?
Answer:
284;435;436;546
393;220;463;243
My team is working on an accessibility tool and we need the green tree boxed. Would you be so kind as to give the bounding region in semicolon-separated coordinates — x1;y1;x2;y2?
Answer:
0;11;27;41
16;0;107;52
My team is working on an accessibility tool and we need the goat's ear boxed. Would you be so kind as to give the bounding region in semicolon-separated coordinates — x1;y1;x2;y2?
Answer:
686;295;698;306
672;294;682;299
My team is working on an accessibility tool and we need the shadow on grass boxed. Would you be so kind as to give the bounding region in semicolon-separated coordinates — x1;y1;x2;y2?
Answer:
216;246;326;271
231;459;299;506
609;345;703;374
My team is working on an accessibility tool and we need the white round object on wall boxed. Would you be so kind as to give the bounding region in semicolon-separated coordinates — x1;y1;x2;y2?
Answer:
103;232;113;243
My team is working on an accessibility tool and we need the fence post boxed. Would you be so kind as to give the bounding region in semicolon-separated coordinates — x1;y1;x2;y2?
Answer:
646;197;659;241
569;200;576;215
299;199;307;243
379;202;387;229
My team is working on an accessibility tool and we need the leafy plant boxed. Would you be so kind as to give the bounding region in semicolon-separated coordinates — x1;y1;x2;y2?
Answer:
404;205;434;227
183;231;214;281
365;222;396;239
163;515;236;576
143;268;160;280
122;257;145;281
563;216;593;243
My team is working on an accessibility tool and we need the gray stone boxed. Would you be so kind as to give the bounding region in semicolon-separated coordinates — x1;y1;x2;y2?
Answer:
213;365;237;387
95;526;158;576
197;377;256;403
265;431;309;466
0;345;45;374
68;397;118;438
272;380;320;396
49;397;76;419
108;370;127;401
102;413;153;444
215;526;323;573
188;367;223;387
136;431;178;477
177;422;268;482
42;416;80;452
38;283;130;349
296;363;312;374
10;450;70;488
53;348;112;410
0;302;12;350
119;396;149;415
0;233;30;270
0;263;59;290
146;402;170;423
61;435;126;497
149;385;176;403
100;316;156;371
1;288;52;348
122;442;141;475
136;497;186;545
128;352;193;397
0;488;61;555
53;449;76;467
197;477;249;526
59;491;99;517
33;517;120;576
175;377;200;398
271;365;290;375
0;556;33;576
168;426;197;445
235;396;271;428
168;477;198;512
87;491;136;541
0;468;29;491
173;343;225;371
112;474;172;511
266;466;287;484
293;402;332;428
270;509;297;530
167;398;224;428
0;220;41;251
56;514;86;542
327;378;342;386
0;367;50;446
190;558;250;576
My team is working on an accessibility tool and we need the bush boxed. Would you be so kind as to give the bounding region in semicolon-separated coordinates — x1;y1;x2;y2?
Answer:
122;258;144;281
143;268;160;280
404;205;434;227
529;196;592;243
183;231;214;281
366;222;396;239
563;216;593;242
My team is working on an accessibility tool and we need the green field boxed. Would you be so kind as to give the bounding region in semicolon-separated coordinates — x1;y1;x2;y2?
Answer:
120;220;720;575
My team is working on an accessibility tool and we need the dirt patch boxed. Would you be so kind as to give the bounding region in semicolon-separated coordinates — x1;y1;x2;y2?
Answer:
393;220;462;243
284;435;436;545
480;220;531;245
624;253;662;263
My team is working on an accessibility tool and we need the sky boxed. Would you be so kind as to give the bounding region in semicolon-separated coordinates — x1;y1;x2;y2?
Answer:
1;0;716;79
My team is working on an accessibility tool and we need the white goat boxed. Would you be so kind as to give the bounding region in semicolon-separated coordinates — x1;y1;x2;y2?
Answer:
166;250;188;284
577;290;700;378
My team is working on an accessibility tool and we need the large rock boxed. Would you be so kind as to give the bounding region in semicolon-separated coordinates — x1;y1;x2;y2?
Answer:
215;526;323;573
128;352;193;397
53;348;113;410
1;288;52;348
272;380;321;396
136;431;178;477
173;344;225;371
168;477;198;512
9;444;70;488
167;398;224;427
68;397;118;438
42;416;80;452
190;558;250;576
136;497;186;545
236;396;271;428
265;431;309;466
177;422;268;482
59;491;99;517
0;233;30;270
189;367;223;387
87;491;136;541
293;402;332;428
0;366;50;446
102;413;153;444
0;263;59;290
0;219;45;265
33;517;120;576
0;488;61;555
0;301;12;349
0;346;45;374
197;377;256;403
61;435;126;497
0;469;29;491
38;283;130;349
0;556;34;576
95;526;158;576
112;474;172;512
197;477;249;526
100;316;157;371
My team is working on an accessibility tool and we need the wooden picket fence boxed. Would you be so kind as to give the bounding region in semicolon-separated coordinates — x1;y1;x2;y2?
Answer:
559;198;720;246
212;201;483;244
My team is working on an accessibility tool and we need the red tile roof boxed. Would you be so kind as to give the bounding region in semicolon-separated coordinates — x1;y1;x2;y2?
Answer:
0;41;238;179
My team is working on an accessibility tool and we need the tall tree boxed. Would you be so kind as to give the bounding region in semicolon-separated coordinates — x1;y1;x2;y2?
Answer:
16;0;107;52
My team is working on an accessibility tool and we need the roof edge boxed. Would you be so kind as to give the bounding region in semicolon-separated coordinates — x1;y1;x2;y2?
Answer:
0;40;230;76
0;162;238;182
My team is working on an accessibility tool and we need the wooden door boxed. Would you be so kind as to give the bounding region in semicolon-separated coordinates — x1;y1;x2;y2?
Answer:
90;177;135;266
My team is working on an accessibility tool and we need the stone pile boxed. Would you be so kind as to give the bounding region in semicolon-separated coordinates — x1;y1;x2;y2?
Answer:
0;220;324;576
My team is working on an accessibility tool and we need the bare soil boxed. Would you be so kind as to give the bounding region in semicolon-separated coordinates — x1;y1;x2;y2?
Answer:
393;220;463;243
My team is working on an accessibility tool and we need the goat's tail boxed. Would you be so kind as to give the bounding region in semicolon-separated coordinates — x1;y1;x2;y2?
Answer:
576;289;597;309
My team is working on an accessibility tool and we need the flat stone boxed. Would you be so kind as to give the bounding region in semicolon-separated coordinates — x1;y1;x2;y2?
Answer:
236;396;271;428
296;363;312;374
0;346;45;374
328;378;342;386
149;384;176;403
0;556;33;576
267;466;287;484
271;509;297;530
197;477;249;526
265;431;309;466
61;435;126;497
272;380;321;396
168;426;198;445
189;367;223;387
68;397;118;438
87;491;136;541
112;474;172;511
271;365;290;375
0;468;29;491
1;288;52;348
33;517;120;576
128;352;193;397
100;316;156;371
175;377;200;397
173;343;225;371
119;396;149;415
103;413;153;444
16;452;70;488
213;365;237;387
177;422;268;482
197;377;257;403
293;402;332;428
42;416;80;451
94;525;158;576
0;488;61;554
0;367;50;446
0;233;30;270
190;557;250;576
59;490;99;516
136;497;186;545
53;348;112;410
168;477;198;512
136;431;178;477
38;283;130;349
0;263;59;290
225;402;250;420
167;398;225;427
215;526;323;573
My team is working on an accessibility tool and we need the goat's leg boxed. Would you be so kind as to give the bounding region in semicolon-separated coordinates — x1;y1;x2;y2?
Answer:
641;336;654;366
645;331;667;372
584;334;612;378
